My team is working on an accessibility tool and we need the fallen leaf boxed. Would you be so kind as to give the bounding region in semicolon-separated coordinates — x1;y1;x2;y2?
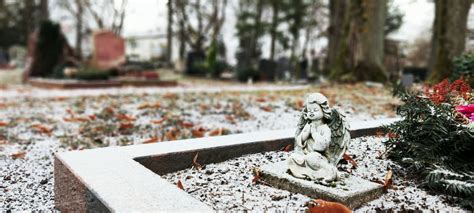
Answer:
280;144;292;152
116;114;136;122
179;121;194;128
192;153;203;170
31;124;52;136
143;137;159;144
252;168;269;185
177;180;185;190
256;97;266;103
55;96;67;101
152;117;167;124
295;99;304;109
199;104;209;111
375;130;385;137
11;151;26;159
88;114;97;120
0;121;9;127
119;122;134;130
225;115;236;124
191;126;207;138
208;127;229;136
163;93;177;99
105;107;115;114
260;106;273;112
307;199;351;213
164;128;179;140
343;153;358;168
383;169;393;192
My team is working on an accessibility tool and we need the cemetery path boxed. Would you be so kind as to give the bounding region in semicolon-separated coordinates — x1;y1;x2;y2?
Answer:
0;83;409;211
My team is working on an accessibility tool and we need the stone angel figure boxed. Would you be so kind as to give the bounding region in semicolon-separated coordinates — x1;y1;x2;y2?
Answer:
287;93;351;182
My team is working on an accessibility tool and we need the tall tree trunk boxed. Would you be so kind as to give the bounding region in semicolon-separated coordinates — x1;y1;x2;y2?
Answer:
167;0;173;65
269;0;279;63
24;0;33;43
39;0;49;20
330;0;388;82
428;0;471;83
326;0;347;74
74;0;83;59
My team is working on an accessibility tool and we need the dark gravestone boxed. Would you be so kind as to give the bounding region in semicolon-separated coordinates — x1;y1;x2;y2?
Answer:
276;57;290;81
258;59;276;81
403;67;427;82
185;51;206;75
24;21;75;80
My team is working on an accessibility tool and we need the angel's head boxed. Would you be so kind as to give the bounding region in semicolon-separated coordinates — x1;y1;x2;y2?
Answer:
302;93;331;122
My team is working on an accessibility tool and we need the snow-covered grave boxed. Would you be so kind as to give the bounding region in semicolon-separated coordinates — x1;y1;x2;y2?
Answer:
54;118;397;211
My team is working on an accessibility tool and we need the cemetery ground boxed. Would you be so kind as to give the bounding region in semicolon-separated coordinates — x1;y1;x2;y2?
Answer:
0;81;467;211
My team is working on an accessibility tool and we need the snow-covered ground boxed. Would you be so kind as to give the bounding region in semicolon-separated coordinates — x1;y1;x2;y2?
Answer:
163;136;464;212
1;83;458;211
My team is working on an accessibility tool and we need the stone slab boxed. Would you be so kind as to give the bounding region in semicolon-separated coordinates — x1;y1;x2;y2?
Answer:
54;118;399;211
28;78;177;89
259;161;383;209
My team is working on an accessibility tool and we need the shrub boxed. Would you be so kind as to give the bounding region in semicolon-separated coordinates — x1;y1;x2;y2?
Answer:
236;68;259;82
75;66;111;80
452;52;474;87
386;78;474;208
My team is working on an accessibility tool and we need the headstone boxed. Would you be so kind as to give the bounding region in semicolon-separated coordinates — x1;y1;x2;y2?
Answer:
401;73;414;88
92;30;126;70
276;57;290;81
258;59;275;81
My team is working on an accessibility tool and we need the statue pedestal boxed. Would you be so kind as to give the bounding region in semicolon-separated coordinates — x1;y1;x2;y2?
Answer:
258;161;383;209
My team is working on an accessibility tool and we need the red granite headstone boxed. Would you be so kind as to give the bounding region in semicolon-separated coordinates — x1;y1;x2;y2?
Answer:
92;30;126;70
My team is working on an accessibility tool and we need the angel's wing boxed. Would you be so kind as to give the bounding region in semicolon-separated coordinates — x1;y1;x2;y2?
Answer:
326;108;351;165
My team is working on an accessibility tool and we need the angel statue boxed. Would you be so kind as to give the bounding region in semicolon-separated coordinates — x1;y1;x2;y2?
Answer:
287;93;351;182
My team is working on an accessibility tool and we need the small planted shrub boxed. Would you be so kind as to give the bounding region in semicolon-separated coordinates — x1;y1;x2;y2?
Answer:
75;66;111;80
452;52;474;87
236;68;259;82
386;78;474;208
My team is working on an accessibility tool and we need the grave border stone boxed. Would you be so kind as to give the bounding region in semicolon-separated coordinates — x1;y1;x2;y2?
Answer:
54;118;398;211
27;78;178;89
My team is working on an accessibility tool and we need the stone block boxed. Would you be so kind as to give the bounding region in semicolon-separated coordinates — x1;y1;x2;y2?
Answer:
259;161;383;209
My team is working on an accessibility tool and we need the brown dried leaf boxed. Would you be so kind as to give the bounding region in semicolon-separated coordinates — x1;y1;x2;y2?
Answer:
191;127;207;138
307;199;351;213
11;151;26;159
152;117;167;124
179;121;194;128
143;137;159;144
383;169;393;192
260;106;273;112
225;115;236;124
177;180;185;190
343;153;358;168
116;114;136;122
280;144;292;152
119;122;134;130
31;124;52;136
0;121;9;127
192;153;203;170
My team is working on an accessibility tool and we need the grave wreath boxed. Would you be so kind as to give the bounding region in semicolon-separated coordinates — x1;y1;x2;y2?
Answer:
386;77;474;208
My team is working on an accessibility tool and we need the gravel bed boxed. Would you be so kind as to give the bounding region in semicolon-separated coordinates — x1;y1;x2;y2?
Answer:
163;136;465;212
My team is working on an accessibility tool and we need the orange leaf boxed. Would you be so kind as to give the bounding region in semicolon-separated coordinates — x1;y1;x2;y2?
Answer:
179;121;194;128
256;97;266;103
0;121;9;127
88;114;97;120
116;114;136;122
280;144;292;152
307;199;351;213
177;180;185;190
31;124;52;136
260;106;273;112
200;104;209;111
163;93;177;99
191;127;207;138
208;128;226;136
11;151;26;159
252;168;269;185
55;96;67;101
343;153;358;168
192;153;203;170
165;128;179;141
152;117;167;124
383;169;393;192
225;115;236;124
119;122;134;130
295;99;304;109
105;107;115;114
138;103;150;109
143;137;159;144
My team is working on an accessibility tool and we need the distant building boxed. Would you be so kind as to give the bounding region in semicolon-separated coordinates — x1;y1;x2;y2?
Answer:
125;34;166;61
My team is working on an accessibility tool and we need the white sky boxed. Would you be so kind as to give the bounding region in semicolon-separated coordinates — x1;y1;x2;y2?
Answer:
51;0;438;64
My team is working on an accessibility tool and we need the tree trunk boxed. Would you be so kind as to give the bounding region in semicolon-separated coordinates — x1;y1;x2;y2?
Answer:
269;0;279;63
167;0;173;65
39;0;49;20
24;0;33;43
326;0;347;74
330;0;388;82
74;0;83;59
428;0;471;83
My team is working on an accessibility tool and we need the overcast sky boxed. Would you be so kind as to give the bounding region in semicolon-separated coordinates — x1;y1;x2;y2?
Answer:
51;0;440;63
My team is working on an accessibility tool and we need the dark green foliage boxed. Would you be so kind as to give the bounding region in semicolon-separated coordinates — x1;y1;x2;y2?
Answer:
236;68;259;82
452;52;474;87
30;21;65;77
75;66;111;80
385;86;474;207
385;0;404;36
